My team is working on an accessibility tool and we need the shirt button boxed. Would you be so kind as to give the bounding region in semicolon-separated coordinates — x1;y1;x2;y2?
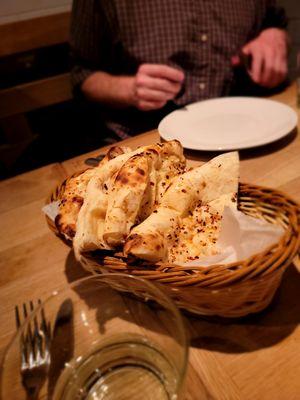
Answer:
199;82;206;90
201;34;208;42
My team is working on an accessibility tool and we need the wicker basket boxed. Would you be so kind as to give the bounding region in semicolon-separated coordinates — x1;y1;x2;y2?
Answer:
46;177;300;318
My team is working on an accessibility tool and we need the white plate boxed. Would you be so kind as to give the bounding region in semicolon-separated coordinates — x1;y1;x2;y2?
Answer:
158;97;298;151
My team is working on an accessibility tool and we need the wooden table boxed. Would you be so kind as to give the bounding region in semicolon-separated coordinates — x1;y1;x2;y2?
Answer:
1;83;300;399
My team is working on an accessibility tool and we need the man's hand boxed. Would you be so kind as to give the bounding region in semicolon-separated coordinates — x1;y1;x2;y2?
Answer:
232;28;288;88
81;64;184;110
132;64;185;111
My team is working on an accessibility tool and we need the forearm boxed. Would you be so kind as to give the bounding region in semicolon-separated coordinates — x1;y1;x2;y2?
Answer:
81;71;135;108
80;64;185;112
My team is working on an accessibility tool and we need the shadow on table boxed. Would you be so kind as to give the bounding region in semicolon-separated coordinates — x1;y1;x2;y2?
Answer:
64;251;300;353
64;250;91;282
64;251;113;335
64;250;174;338
63;251;107;326
47;299;75;400
189;264;300;353
184;127;298;163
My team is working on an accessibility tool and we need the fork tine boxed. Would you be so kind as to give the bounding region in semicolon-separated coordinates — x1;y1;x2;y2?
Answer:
16;300;51;398
32;301;42;361
23;303;34;347
23;303;28;318
15;305;21;329
39;299;51;339
16;305;31;364
30;300;38;338
34;299;50;359
26;303;36;364
15;305;27;364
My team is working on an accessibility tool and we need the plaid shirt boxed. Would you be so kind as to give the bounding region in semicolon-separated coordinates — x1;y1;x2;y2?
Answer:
70;0;287;137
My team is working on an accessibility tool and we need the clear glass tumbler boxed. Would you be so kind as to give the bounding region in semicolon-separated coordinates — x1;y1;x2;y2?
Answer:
1;274;188;400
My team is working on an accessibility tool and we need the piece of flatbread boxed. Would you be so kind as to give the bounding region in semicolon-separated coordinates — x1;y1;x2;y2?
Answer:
168;193;237;263
73;140;185;255
103;140;185;247
124;152;239;263
103;151;158;247
55;146;131;240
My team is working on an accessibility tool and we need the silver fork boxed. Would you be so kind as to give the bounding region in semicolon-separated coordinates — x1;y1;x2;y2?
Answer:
15;300;51;399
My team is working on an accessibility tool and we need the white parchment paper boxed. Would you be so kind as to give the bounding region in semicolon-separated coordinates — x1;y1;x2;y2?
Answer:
179;206;285;267
42;202;285;267
42;201;60;221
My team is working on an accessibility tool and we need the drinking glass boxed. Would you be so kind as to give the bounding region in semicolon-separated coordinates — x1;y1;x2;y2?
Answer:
1;274;188;400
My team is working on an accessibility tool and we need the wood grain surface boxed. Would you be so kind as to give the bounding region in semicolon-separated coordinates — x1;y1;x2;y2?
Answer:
0;83;300;399
0;12;70;58
0;73;72;119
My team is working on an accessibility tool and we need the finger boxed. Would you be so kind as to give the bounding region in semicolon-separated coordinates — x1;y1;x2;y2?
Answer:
279;58;288;82
261;48;287;88
249;48;263;84
231;55;241;66
274;54;288;83
269;58;287;88
136;100;167;111
136;87;176;102
261;47;275;87
138;64;185;83
241;43;251;55
136;74;182;95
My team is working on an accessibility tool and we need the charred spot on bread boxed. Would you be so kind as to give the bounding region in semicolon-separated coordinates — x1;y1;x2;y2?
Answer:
107;146;124;159
64;225;76;239
145;148;159;156
55;214;76;239
137;167;146;176
71;196;84;207
55;213;62;229
123;233;142;254
116;174;129;184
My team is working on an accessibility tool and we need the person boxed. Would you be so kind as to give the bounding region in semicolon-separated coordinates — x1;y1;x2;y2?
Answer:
70;0;288;139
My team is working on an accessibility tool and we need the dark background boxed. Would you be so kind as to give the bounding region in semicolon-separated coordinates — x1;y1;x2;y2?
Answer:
0;0;299;180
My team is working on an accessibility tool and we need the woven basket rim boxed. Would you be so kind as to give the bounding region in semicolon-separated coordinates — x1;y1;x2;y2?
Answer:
45;172;300;289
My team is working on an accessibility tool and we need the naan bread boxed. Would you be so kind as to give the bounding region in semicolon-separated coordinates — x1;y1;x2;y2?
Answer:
103;151;159;247
168;193;237;263
55;168;96;240
55;146;131;241
103;140;185;247
73;140;185;255
124;152;239;263
103;153;158;247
